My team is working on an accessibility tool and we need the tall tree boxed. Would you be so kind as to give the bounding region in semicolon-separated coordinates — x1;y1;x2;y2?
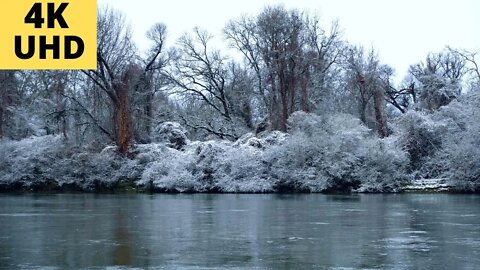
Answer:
344;47;390;137
132;23;169;143
448;47;480;90
226;6;304;131
83;7;136;153
303;17;343;112
167;28;244;139
225;6;343;131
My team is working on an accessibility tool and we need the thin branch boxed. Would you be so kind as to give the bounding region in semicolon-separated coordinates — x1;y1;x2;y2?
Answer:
62;94;115;141
180;115;237;140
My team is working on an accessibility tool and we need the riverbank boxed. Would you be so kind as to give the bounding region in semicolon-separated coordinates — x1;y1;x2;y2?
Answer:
1;113;479;194
0;176;463;193
0;182;459;194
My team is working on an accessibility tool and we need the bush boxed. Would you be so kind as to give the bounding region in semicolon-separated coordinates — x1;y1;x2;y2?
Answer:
437;93;480;191
396;111;443;174
152;122;188;150
355;137;410;192
267;112;409;192
0;135;65;184
0;112;413;193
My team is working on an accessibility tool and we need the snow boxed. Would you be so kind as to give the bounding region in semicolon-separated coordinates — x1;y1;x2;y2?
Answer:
152;121;189;150
404;178;452;192
1;104;479;193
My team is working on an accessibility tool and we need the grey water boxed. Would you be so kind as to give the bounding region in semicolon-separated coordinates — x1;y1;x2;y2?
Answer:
0;194;479;269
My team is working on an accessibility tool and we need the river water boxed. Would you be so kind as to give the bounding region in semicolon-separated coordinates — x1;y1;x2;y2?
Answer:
0;194;479;269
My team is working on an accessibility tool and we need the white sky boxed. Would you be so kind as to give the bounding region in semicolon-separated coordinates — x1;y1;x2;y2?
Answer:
98;0;480;83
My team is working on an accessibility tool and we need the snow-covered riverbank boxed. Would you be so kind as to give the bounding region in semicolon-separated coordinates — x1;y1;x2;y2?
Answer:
0;114;475;194
0;113;406;193
1;110;479;194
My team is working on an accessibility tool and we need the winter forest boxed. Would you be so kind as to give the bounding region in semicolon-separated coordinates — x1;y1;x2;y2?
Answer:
1;5;479;193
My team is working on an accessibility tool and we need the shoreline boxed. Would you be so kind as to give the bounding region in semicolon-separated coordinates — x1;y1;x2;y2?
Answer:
0;178;474;194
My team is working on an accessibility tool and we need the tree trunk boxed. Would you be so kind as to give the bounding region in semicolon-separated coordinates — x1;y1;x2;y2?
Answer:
359;101;367;126
374;86;388;138
279;71;288;132
144;91;154;140
280;91;288;132
300;68;310;112
0;105;3;138
268;73;280;131
358;84;368;126
114;72;133;155
288;68;296;115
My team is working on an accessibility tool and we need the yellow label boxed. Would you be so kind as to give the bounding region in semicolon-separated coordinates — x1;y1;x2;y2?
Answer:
0;0;97;69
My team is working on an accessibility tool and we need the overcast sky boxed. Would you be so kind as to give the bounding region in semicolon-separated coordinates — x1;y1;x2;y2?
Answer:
97;0;480;83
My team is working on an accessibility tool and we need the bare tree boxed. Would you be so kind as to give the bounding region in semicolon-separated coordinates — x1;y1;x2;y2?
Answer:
344;47;375;125
131;23;169;143
448;47;480;87
225;16;267;111
303;17;344;111
226;62;255;129
82;7;137;154
344;46;390;137
169;28;231;120
226;6;306;131
226;6;344;131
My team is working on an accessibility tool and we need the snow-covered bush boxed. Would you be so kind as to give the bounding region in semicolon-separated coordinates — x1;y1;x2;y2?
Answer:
355;136;410;192
0;135;147;191
213;143;273;192
139;139;272;193
287;111;324;136
442;136;480;192
436;93;480;191
152;122;188;150
417;74;460;111
191;141;229;187
140;146;199;192
267;112;409;192
282;113;367;192
258;130;289;146
396;111;444;175
390;91;480;191
0;135;66;185
6;107;473;193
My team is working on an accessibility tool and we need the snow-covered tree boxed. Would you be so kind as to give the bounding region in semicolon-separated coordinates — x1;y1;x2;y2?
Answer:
409;50;466;111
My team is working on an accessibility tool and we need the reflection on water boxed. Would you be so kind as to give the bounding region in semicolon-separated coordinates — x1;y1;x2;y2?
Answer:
0;194;479;269
114;210;132;266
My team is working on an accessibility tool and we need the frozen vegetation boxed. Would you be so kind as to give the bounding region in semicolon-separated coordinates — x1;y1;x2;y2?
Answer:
1;93;479;193
1;6;479;193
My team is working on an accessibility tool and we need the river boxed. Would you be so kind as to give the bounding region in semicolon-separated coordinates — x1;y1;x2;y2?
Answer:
0;194;479;269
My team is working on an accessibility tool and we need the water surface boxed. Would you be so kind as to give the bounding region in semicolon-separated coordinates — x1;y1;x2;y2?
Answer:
0;194;479;269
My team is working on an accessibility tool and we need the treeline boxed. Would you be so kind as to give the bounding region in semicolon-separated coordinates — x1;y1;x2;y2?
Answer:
0;5;479;154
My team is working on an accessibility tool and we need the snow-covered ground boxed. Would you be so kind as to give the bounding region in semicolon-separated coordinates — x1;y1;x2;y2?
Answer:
0;113;408;193
404;179;452;192
1;110;478;193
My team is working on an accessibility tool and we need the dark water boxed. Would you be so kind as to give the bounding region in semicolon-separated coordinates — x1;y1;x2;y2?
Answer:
0;194;479;269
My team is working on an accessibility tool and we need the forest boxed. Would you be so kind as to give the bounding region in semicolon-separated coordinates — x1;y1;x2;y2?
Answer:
0;5;479;193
